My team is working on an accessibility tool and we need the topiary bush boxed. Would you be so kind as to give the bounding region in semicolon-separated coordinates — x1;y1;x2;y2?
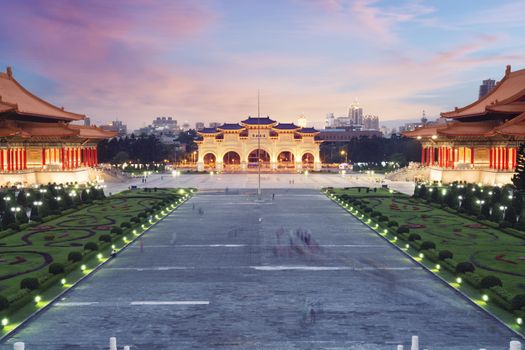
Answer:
456;261;475;274
511;294;525;311
388;221;399;227
371;211;381;218
407;233;421;241
480;275;503;289
68;251;83;262
20;277;39;290
138;212;147;219
420;241;436;250
397;225;410;234
120;222;132;229
131;217;141;224
438;250;453;260
99;234;112;243
111;226;123;235
84;242;99;251
0;295;8;311
48;262;65;275
379;215;389;222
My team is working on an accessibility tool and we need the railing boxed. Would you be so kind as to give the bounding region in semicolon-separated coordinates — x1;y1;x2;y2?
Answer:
7;336;523;349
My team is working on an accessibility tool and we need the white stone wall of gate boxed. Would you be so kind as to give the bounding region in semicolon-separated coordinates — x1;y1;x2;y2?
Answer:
8;336;523;349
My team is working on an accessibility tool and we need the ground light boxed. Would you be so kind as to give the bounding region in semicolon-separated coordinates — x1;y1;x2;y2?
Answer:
97;253;103;260
61;278;66;285
34;295;41;303
1;318;8;327
80;264;87;272
518;317;523;325
435;264;441;270
456;277;462;284
418;253;424;259
111;244;116;249
482;294;489;302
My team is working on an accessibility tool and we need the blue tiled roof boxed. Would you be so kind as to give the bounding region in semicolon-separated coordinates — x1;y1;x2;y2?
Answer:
298;127;319;133
273;123;300;130
198;127;219;134
241;117;276;125
217;123;244;130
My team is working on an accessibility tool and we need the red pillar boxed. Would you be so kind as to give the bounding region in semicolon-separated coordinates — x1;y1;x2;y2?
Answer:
7;149;10;172
430;147;434;165
0;149;3;171
512;147;517;170
421;146;425;165
489;147;492;169
23;148;26;170
470;148;475;165
505;147;509;170
60;147;65;170
94;147;98;165
41;147;46;167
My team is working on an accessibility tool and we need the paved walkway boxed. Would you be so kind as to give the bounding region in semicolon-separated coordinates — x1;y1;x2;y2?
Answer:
105;172;416;196
1;189;518;349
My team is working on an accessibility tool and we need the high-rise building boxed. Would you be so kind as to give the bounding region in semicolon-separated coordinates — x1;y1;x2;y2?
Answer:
348;100;363;126
101;120;127;137
479;79;496;99
209;122;221;128
363;115;379;130
296;115;307;128
84;117;91;126
325;113;335;128
152;117;178;131
195;122;205;130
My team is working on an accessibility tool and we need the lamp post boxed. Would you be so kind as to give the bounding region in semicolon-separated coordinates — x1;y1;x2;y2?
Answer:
340;150;347;163
476;199;485;215
500;205;508;220
458;195;463;208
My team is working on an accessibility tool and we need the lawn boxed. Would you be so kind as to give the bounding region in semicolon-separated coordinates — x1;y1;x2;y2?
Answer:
329;187;525;297
0;188;190;319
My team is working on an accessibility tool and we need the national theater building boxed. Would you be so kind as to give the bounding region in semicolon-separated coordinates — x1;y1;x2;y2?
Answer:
0;67;115;186
404;65;525;185
196;117;322;171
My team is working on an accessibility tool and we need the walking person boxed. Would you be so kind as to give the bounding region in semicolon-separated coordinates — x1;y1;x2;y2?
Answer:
170;232;177;246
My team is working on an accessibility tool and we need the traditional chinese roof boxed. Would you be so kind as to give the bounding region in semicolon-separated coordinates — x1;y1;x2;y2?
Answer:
197;127;219;135
273;123;300;131
217;123;244;131
442;66;525;119
240;117;276;126
0;67;85;121
0;120;116;140
297;127;319;134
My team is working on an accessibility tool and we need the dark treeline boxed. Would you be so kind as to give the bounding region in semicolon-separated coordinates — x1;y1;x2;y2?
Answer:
321;135;421;165
98;131;198;164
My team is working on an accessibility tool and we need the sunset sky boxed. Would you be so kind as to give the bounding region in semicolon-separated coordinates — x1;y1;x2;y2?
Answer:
1;0;524;131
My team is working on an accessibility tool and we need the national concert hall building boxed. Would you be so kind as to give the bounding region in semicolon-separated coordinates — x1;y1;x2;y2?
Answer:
196;117;322;172
0;66;115;186
404;65;525;185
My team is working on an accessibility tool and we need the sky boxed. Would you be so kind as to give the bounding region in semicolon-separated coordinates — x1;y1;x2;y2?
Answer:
1;0;525;131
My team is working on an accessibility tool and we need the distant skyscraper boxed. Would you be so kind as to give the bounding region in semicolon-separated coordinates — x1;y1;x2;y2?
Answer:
348;100;363;126
84;117;91;126
195;122;205;130
479;79;496;99
209;122;220;128
296;115;307;128
363;115;379;130
325;113;335;128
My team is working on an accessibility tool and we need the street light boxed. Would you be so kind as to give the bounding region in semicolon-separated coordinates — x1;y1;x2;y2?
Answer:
499;205;508;220
340;150;348;163
458;195;463;208
476;199;485;215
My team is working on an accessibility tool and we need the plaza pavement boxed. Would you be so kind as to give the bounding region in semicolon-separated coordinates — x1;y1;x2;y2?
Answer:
104;172;416;196
1;189;519;349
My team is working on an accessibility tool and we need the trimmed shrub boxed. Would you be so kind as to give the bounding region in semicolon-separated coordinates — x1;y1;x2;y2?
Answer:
99;234;112;243
438;250;453;260
420;241;436;250
131;217;141;224
511;294;525;311
388;221;399;227
48;262;65;275
7;223;20;231
0;295;8;310
364;207;372;214
480;275;503;289
407;233;421;241
379;215;389;222
111;226;123;235
456;261;475;274
371;211;381;218
120;222;132;229
84;242;99;251
138;212;147;219
397;226;410;234
68;251;83;262
44;234;55;241
20;277;39;290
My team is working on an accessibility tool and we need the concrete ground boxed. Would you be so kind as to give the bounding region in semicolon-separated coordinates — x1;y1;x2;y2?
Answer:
1;189;519;349
104;172;416;196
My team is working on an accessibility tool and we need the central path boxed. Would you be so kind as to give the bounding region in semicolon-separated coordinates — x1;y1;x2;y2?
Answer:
1;189;517;349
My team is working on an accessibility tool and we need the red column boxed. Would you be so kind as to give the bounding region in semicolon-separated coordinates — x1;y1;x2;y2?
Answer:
470;148;475;165
430;147;434;165
7;149;10;172
60;147;65;170
67;148;71;169
14;148;18;170
505;147;509;170
23;148;26;170
0;149;3;171
42;147;46;167
512;147;517;169
421;146;425;165
463;147;466;164
94;147;98;165
82;148;85;166
489;147;492;169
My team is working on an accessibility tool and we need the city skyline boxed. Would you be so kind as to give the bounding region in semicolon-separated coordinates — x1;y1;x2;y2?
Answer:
1;0;524;130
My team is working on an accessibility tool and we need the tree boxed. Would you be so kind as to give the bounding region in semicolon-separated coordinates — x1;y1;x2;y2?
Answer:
1;211;15;229
15;210;28;224
512;143;525;191
16;190;28;207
